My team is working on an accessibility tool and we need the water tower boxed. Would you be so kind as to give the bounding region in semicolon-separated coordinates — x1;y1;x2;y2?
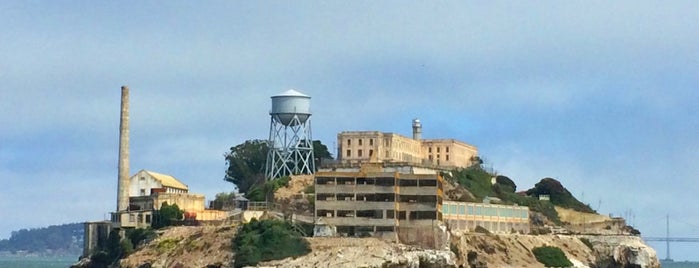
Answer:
265;89;315;180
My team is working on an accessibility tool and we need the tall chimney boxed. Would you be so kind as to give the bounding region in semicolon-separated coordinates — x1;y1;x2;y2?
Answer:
412;118;422;140
117;86;130;212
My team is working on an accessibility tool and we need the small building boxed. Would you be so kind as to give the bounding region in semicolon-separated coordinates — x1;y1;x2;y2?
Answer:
129;169;189;196
113;170;228;228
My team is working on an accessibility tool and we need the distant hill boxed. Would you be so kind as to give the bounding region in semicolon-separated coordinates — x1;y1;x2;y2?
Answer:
0;223;83;256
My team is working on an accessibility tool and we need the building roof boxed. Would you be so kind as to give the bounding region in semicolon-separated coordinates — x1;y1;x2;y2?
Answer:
144;170;188;190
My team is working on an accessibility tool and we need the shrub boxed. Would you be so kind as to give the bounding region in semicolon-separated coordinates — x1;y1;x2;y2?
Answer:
532;246;573;267
126;228;156;248
232;219;310;267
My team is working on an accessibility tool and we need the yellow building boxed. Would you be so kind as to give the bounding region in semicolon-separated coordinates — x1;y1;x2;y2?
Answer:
337;119;478;169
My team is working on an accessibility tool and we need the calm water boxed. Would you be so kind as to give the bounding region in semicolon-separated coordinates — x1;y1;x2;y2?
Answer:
0;256;77;268
662;260;699;268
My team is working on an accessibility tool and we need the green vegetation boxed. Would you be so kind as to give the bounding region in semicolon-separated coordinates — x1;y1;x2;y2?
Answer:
224;140;269;195
450;165;562;224
526;178;594;213
0;223;83;255
232;218;311;268
152;202;184;229
125;227;156;248
532;246;573;267
224;139;332;199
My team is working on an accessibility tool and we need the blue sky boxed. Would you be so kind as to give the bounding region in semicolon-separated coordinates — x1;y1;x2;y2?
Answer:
1;1;698;260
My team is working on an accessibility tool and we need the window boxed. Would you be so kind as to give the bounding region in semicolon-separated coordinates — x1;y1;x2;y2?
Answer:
347;139;351;146
129;214;135;222
369;150;373;157
428;155;433;160
140;177;145;181
446;155;449;161
358;139;363;146
145;215;152;223
346;150;351;157
446;146;449;153
437;147;440;153
385;150;389;158
428;147;432;153
358;149;363;157
369;139;373;146
140;189;146;196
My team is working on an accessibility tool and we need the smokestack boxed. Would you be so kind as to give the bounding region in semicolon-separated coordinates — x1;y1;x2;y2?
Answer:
412;118;422;140
117;86;130;212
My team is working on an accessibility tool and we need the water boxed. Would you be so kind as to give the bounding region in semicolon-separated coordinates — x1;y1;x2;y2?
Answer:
662;260;699;268
0;256;78;268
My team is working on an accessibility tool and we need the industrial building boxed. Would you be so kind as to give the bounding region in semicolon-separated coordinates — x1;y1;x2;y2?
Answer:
337;119;478;169
314;162;446;247
314;162;531;246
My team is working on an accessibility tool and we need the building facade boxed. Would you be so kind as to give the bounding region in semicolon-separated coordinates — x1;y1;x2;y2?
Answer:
129;169;189;197
442;201;530;234
113;170;227;228
336;120;478;169
314;163;445;245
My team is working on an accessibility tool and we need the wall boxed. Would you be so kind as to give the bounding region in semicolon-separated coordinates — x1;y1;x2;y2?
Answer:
442;201;530;234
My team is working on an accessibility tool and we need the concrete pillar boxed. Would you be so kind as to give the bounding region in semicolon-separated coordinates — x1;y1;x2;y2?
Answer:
117;86;130;212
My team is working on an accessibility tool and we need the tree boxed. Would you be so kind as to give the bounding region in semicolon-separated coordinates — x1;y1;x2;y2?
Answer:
224;140;269;195
313;140;333;170
526;178;594;213
152;202;184;229
224;139;333;196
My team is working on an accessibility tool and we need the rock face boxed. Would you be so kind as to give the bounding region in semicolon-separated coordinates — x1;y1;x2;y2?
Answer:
261;237;456;268
114;225;657;268
449;231;659;268
585;235;660;268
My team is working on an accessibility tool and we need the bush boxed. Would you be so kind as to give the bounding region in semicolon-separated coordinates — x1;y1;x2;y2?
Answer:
532;246;573;267
232;219;310;267
126;228;156;248
152;202;184;229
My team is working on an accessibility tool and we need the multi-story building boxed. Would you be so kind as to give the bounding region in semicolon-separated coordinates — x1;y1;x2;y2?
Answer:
314;163;444;244
314;162;531;246
336;119;478;169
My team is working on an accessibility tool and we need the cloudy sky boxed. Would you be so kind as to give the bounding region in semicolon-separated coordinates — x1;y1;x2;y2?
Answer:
1;1;697;260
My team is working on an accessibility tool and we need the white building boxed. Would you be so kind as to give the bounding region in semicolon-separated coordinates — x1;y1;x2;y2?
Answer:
129;169;188;197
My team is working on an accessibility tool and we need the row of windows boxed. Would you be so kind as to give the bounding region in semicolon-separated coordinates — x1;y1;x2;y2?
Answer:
346;149;375;158
347;138;379;146
317;209;439;220
427;146;449;153
428;154;450;161
442;203;529;219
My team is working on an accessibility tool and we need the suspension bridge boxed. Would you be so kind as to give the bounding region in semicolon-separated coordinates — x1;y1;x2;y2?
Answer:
642;215;699;261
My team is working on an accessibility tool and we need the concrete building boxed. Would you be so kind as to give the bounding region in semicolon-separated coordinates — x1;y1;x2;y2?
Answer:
314;163;447;247
113;170;228;228
442;201;530;234
336;119;478;169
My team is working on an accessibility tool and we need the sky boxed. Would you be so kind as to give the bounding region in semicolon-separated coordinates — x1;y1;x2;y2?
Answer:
1;0;697;260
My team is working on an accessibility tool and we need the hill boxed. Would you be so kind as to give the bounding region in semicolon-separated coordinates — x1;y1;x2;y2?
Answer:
0;223;83;256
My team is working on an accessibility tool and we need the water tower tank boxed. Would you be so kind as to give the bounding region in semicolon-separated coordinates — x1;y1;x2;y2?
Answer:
270;89;311;126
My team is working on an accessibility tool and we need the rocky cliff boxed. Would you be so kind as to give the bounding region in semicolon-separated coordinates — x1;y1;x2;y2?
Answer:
109;225;658;268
